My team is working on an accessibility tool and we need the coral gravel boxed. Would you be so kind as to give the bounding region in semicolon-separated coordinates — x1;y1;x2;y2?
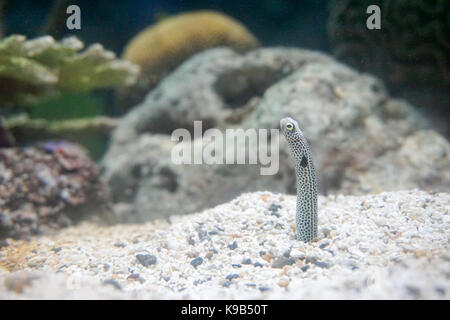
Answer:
0;190;448;299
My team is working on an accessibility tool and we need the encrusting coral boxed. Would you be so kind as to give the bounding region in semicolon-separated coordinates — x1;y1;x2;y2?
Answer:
0;142;113;240
0;34;140;106
117;10;260;111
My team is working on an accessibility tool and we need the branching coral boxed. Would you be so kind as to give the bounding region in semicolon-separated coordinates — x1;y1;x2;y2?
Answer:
117;10;260;111
0;34;139;149
0;34;140;106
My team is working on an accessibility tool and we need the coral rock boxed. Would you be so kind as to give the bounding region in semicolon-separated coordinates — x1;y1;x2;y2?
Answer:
103;47;450;222
0;142;112;240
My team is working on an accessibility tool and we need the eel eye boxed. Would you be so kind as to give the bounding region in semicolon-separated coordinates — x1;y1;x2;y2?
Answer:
285;122;294;131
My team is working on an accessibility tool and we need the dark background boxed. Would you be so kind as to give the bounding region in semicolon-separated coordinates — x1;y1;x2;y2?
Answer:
2;0;330;55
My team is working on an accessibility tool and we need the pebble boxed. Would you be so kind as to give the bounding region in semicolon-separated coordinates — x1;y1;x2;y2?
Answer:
305;255;319;264
228;241;238;250
190;257;203;268
271;212;280;218
319;242;329;249
103;279;122;290
187;236;196;246
0;239;10;248
226;273;239;281
268;203;282;213
205;250;216;260
301;265;311;272
127;273;145;283
193;278;210;286
114;242;127;248
435;286;446;296
27;263;42;268
136;254;157;267
272;256;296;269
314;261;329;268
241;258;252;265
278;279;290;288
405;285;421;298
4;273;39;293
215;225;225;232
261;253;274;262
269;204;282;217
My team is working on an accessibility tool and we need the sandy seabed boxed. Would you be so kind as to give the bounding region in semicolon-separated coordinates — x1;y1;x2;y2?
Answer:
0;189;449;299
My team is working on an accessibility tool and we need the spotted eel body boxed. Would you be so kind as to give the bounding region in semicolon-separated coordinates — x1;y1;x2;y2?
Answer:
280;117;317;242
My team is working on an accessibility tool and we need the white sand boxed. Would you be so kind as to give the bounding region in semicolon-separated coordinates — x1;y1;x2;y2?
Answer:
0;189;449;299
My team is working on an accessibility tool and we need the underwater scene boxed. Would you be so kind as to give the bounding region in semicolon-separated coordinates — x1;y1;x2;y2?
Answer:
0;0;449;300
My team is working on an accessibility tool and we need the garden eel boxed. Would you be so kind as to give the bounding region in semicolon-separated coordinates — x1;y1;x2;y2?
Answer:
280;117;317;242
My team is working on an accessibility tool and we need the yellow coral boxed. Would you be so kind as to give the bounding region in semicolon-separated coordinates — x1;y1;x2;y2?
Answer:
123;10;259;71
117;10;259;110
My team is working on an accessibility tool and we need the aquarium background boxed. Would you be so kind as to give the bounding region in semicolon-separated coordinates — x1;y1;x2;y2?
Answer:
3;0;330;53
1;0;450;300
3;0;448;133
